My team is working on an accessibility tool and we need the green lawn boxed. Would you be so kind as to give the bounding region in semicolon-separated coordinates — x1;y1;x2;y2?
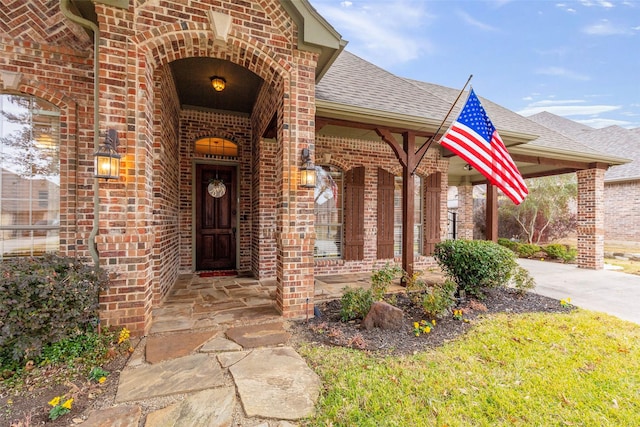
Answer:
298;310;640;426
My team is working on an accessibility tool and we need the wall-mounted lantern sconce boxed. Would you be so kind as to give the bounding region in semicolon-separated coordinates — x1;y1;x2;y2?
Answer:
210;76;226;92
300;147;316;188
94;128;121;180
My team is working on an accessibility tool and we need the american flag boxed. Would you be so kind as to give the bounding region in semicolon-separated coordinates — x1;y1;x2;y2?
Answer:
439;89;528;205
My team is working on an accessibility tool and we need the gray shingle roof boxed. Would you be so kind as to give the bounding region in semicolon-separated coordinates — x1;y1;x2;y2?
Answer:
406;80;605;155
528;112;640;182
318;50;611;159
316;51;454;123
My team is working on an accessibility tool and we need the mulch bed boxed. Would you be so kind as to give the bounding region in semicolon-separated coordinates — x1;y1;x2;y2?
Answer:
290;287;574;356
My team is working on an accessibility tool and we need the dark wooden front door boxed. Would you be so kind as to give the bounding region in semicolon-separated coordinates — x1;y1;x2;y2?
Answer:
195;164;237;270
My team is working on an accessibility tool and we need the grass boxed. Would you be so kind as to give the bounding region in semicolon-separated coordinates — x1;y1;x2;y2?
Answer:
299;310;640;426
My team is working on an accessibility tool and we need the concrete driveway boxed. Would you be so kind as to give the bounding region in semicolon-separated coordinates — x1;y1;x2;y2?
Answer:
518;258;640;325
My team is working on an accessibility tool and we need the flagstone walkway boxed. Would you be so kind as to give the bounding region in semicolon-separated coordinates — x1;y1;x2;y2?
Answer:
78;270;445;426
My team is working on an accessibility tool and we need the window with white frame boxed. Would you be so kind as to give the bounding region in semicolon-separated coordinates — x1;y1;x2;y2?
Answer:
0;94;60;258
393;175;423;256
314;165;343;258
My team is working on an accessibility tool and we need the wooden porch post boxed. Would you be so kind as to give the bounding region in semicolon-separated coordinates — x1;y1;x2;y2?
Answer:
402;131;416;279
485;183;498;241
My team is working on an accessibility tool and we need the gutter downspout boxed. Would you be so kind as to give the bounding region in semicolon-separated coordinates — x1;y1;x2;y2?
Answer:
60;0;101;266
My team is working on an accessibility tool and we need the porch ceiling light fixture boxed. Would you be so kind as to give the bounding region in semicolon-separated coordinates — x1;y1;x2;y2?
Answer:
210;76;226;92
94;128;121;180
300;147;317;188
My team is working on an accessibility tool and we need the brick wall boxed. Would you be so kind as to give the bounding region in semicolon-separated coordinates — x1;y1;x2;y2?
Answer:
577;168;605;269
151;64;181;304
604;181;640;242
313;135;448;275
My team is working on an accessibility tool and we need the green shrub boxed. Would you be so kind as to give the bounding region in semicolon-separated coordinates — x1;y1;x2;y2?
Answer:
510;266;536;296
543;244;577;262
370;263;402;301
516;243;542;258
497;238;520;252
0;254;108;363
434;239;518;299
340;287;374;322
421;280;457;318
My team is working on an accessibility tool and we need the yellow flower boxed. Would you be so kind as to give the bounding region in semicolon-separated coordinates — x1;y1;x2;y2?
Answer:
99;377;106;384
48;396;61;407
432;320;436;326
118;327;131;344
414;332;420;337
61;398;73;410
413;322;419;329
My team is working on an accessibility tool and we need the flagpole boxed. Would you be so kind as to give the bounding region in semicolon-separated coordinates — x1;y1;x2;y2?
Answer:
432;74;473;145
413;74;473;173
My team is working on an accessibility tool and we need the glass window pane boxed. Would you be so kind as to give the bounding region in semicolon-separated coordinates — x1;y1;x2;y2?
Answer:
314;165;343;259
1;94;60;259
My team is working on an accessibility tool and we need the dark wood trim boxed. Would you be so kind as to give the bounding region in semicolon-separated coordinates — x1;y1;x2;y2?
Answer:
316;116;434;138
509;153;591;170
485;183;498;242
344;166;365;261
376;167;395;259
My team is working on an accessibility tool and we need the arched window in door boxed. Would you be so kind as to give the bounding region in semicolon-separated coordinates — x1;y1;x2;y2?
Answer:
194;137;238;157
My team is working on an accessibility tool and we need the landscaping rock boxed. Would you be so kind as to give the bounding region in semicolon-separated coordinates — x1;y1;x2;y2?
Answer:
362;301;404;331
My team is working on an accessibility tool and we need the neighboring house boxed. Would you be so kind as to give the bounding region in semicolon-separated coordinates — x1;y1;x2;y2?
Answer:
528;112;640;243
0;0;627;334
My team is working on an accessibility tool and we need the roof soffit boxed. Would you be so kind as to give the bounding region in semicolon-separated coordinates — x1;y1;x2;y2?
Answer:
279;0;347;81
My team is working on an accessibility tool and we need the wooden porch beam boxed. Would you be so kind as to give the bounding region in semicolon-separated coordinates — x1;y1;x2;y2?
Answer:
509;153;591;170
375;128;407;168
316;116;433;138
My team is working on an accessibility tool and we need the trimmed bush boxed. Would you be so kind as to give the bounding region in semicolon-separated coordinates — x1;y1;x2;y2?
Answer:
0;254;108;363
543;244;577;262
340;287;374;321
515;243;542;258
434;239;518;299
497;238;520;252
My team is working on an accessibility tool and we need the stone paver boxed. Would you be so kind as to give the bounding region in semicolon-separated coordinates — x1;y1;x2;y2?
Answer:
229;347;320;420
217;350;250;368
79;405;141;426
115;353;226;403
200;333;243;352
225;321;291;348
145;331;216;364
144;387;236;427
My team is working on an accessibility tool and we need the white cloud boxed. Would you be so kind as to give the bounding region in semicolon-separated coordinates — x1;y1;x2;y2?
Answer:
555;3;577;13
583;19;630;35
535;66;590;81
576;117;632;129
578;0;615;8
517;103;621;117
455;9;499;32
311;0;435;66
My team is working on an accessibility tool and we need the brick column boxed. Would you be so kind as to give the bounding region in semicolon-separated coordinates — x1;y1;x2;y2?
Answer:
95;4;154;335
274;52;317;319
576;168;605;269
456;183;474;240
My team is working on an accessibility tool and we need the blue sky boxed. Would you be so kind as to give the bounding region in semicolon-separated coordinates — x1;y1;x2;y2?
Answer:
309;0;640;129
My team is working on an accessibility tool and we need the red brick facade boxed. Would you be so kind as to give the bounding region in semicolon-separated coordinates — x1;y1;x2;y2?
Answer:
577;168;605;269
604;181;640;242
0;0;609;335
